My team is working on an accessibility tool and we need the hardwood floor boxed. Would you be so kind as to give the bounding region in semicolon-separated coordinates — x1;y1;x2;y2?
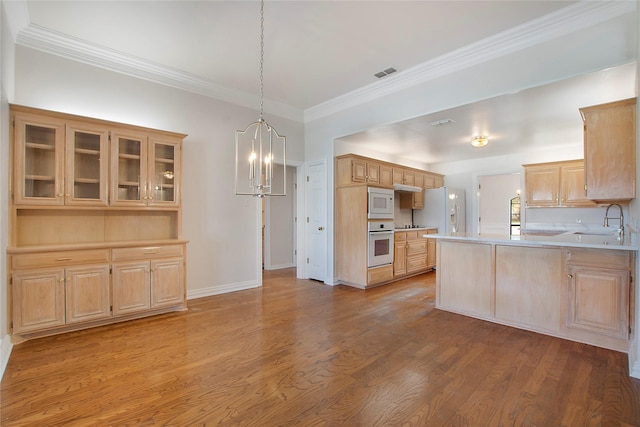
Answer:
2;268;639;426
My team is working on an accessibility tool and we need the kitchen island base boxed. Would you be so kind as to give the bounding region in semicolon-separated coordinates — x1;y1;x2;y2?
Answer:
436;239;634;353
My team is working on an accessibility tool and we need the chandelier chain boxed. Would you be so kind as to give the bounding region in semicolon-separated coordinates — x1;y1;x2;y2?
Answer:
259;0;265;121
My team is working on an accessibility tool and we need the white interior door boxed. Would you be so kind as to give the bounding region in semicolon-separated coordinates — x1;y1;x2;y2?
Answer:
306;161;326;281
478;173;521;235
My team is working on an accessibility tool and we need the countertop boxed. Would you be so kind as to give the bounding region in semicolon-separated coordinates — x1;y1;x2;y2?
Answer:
425;230;638;251
395;227;437;233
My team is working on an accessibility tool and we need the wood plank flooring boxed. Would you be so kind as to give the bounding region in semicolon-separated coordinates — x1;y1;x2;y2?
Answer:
1;268;639;426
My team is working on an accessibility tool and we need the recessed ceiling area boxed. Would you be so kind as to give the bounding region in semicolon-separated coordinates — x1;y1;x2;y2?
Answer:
335;62;637;165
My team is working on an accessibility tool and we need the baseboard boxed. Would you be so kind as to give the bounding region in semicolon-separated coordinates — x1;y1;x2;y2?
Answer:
0;334;13;381
264;263;295;271
186;280;260;300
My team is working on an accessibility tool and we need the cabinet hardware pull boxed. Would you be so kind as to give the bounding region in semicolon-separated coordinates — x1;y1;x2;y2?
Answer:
57;193;64;197
56;258;72;261
567;274;573;279
143;251;157;254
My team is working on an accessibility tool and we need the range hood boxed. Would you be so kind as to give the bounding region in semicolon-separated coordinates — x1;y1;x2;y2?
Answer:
393;183;422;193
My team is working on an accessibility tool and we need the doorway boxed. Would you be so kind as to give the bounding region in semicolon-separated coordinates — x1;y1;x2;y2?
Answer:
263;165;297;271
478;172;521;235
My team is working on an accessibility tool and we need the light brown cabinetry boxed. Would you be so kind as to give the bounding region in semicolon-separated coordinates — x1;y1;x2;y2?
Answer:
437;241;493;318
495;245;561;332
335;154;443;191
336;155;385;187
399;191;424;209
426;230;437;269
8;105;187;339
13;112;110;206
581;98;636;201
12;262;111;334
112;245;185;315
110;131;181;207
565;249;631;342
394;230;435;278
524;160;594;207
435;238;633;352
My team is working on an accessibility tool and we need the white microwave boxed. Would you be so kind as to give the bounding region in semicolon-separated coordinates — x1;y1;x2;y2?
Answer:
368;187;394;219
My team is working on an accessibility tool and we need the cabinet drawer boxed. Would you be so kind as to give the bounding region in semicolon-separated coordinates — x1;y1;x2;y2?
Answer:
395;232;406;241
565;249;631;269
112;245;184;261
368;265;393;285
12;249;110;270
407;254;428;273
407;240;428;255
406;231;418;240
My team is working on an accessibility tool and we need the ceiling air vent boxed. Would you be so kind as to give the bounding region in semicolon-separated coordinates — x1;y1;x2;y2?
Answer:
374;67;397;78
429;119;456;126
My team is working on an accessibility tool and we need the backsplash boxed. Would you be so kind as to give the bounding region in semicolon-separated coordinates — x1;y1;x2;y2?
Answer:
394;197;413;227
524;205;632;232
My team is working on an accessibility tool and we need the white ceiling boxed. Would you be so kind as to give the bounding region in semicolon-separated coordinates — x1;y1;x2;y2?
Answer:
6;1;638;164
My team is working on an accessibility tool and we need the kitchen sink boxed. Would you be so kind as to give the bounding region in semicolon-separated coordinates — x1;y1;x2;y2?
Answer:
572;231;619;236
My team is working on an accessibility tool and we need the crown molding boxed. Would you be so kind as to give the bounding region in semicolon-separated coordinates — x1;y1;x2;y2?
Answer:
9;1;634;125
14;24;304;122
303;0;636;122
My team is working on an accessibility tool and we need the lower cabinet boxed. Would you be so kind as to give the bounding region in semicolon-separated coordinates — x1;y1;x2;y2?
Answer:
435;239;633;352
112;257;184;316
565;249;631;341
10;243;186;337
394;230;435;278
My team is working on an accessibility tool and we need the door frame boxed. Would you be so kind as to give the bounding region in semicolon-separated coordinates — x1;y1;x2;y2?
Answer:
473;169;522;235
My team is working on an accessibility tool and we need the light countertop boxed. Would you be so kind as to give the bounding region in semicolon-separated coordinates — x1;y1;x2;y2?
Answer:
425;230;638;251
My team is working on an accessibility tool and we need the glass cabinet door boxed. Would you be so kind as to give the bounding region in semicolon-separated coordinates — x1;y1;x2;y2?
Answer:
110;131;148;206
65;123;109;206
13;114;66;205
148;139;181;206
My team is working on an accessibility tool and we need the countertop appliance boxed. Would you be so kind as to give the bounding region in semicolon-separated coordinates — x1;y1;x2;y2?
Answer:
368;221;395;267
368;187;394;219
413;187;465;233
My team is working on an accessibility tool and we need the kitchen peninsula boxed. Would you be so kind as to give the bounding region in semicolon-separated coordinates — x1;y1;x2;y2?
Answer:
429;230;636;352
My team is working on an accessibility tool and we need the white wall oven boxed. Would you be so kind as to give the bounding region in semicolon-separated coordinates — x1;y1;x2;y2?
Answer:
368;221;394;267
368;187;394;219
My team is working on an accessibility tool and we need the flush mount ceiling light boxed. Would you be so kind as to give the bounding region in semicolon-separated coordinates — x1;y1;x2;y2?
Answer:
374;67;397;78
235;0;286;198
471;136;489;148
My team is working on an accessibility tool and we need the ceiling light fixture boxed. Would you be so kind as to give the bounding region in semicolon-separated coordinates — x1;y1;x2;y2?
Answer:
471;136;488;148
235;0;286;198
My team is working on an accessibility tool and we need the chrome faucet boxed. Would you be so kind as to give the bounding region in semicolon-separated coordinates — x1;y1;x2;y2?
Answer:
604;203;624;235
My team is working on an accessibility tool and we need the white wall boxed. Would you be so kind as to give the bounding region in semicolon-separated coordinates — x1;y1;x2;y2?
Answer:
10;46;305;301
0;0;15;379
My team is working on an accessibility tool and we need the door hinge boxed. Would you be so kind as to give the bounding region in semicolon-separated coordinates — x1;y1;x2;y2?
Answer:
110;305;113;312
12;119;15;128
630;275;633;284
307;217;309;223
109;267;112;274
307;176;309;182
307;257;309;264
10;321;13;329
294;250;297;256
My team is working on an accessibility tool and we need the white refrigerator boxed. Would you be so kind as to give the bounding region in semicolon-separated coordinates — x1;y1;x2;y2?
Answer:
414;187;466;233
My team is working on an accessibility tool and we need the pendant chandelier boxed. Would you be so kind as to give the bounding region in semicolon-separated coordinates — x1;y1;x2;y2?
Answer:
235;0;286;198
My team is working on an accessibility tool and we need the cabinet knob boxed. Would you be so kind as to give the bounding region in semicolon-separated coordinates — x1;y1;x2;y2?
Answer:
567;274;573;279
318;226;324;231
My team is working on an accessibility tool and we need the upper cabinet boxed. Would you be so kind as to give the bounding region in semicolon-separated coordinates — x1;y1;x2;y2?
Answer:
11;105;184;209
336;154;443;190
110;131;182;207
524;160;594;208
13;112;109;206
580;98;636;202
